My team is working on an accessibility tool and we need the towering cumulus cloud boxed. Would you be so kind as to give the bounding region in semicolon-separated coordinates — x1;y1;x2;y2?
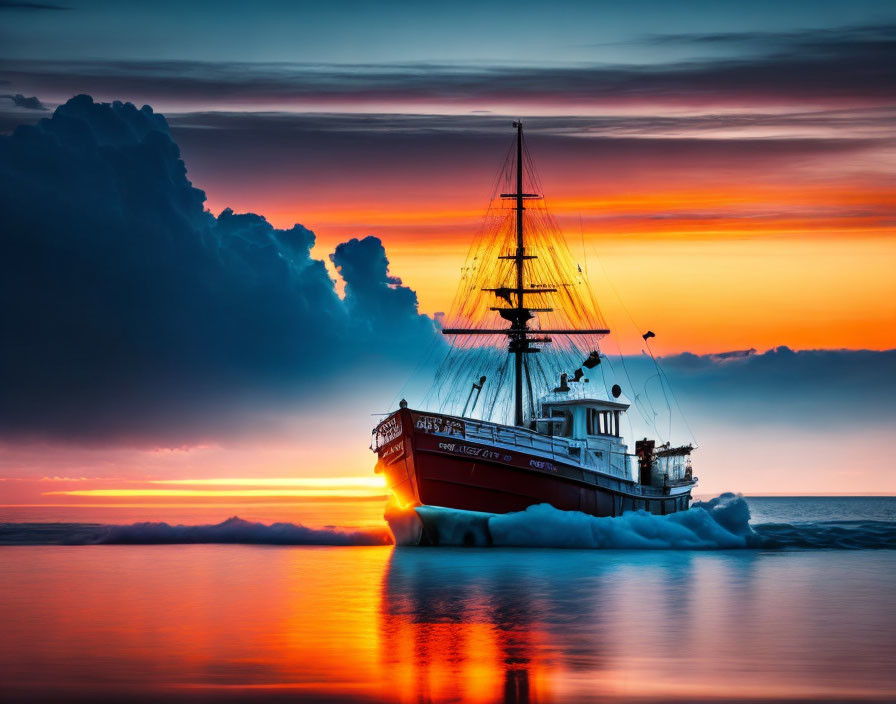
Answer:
331;236;433;347
0;95;437;444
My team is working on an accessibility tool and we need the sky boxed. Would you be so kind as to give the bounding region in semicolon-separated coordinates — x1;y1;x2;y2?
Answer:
1;0;895;518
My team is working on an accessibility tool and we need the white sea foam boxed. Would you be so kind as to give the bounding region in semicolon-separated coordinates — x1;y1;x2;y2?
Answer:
405;492;760;548
490;492;760;548
404;494;896;549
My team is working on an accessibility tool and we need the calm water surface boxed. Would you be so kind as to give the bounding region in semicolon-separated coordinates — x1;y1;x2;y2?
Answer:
1;498;895;703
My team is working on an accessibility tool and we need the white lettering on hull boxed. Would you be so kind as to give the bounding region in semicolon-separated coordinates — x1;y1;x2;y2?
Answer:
437;442;505;460
414;414;465;437
375;416;402;447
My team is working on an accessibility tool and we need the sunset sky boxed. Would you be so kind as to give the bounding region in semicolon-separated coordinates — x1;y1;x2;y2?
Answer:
1;0;894;516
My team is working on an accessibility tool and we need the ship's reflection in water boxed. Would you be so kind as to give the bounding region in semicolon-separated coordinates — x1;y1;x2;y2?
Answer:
379;548;699;703
381;549;562;703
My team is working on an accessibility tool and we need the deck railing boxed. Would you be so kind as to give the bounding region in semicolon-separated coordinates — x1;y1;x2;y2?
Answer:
458;415;633;480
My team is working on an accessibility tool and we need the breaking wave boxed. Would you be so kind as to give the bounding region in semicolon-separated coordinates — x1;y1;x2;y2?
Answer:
407;493;896;550
490;492;760;549
0;516;391;546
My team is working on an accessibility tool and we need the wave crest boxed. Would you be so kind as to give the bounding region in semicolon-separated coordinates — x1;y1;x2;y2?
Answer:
403;494;896;550
412;492;760;549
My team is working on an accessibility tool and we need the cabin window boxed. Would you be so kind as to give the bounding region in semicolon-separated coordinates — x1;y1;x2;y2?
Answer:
587;409;611;436
550;408;572;437
586;408;621;436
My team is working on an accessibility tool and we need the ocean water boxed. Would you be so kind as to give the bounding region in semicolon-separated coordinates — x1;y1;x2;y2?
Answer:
1;496;895;703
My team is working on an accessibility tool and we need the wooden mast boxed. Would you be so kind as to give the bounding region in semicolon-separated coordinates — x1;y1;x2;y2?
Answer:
512;120;526;426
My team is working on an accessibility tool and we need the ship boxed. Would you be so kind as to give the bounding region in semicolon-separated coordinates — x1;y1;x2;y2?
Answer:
372;122;696;546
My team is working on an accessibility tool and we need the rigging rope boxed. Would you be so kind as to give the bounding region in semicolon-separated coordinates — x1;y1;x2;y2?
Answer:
425;129;610;424
416;126;694;450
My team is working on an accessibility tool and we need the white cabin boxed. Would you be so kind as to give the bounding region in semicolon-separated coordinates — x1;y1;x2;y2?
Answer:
533;397;632;479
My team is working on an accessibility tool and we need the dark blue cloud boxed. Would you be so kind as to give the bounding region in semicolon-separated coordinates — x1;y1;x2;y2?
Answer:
331;237;433;349
0;95;437;444
166;108;894;140
2;23;893;107
632;347;896;430
0;93;46;110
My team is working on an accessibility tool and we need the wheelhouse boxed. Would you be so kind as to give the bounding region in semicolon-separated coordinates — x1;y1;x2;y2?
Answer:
534;398;629;440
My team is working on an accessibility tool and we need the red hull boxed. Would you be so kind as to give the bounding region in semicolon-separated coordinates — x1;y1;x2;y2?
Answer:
375;409;692;522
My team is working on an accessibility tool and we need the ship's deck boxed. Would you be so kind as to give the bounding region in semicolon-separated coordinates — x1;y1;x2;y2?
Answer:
446;412;633;480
